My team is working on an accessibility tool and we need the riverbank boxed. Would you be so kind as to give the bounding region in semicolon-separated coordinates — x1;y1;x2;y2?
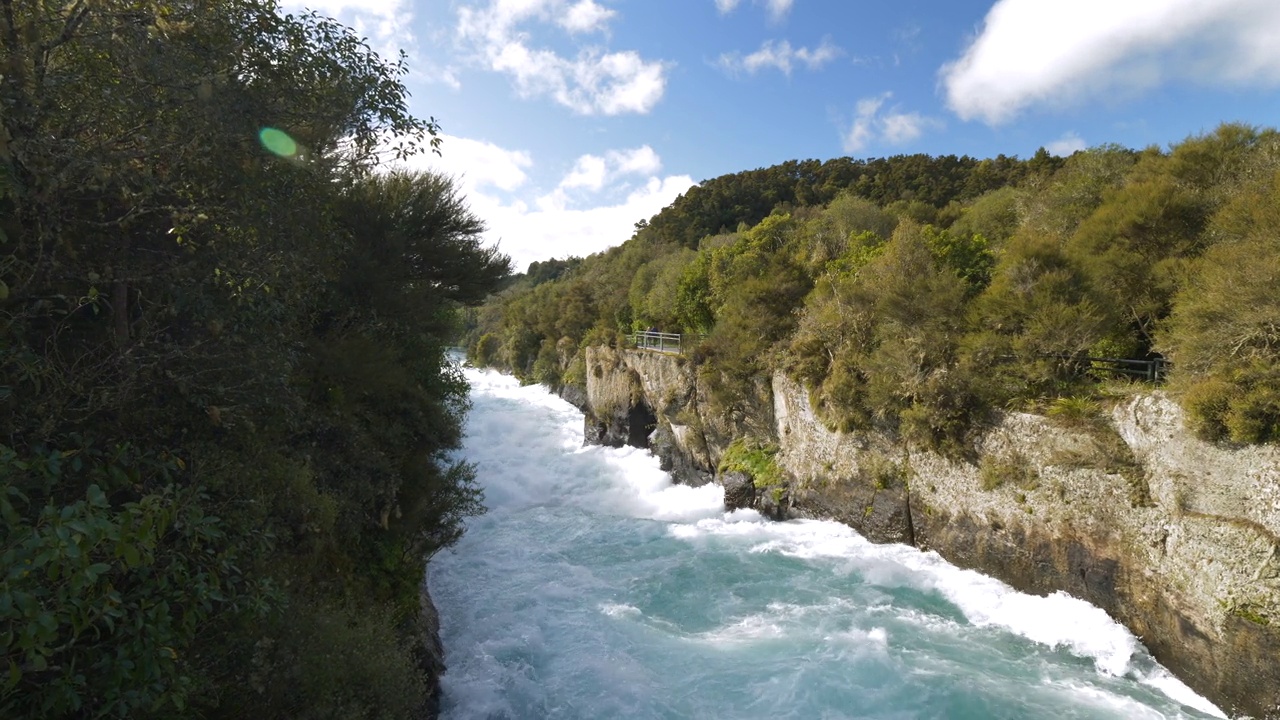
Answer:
572;346;1280;719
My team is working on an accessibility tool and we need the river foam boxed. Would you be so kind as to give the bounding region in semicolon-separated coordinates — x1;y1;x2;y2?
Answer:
431;366;1227;719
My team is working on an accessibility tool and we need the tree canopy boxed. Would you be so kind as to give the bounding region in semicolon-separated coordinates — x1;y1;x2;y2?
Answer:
467;123;1280;449
1;2;509;717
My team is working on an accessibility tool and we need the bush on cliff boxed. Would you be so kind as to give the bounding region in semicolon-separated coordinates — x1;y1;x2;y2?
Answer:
718;439;783;488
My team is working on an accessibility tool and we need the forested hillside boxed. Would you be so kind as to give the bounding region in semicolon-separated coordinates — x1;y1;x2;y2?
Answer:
467;125;1280;451
1;2;509;717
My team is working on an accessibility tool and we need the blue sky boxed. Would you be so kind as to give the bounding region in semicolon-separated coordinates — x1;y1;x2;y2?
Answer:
283;0;1280;271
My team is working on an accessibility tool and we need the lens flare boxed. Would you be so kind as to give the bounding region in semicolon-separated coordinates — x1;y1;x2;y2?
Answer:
258;127;298;158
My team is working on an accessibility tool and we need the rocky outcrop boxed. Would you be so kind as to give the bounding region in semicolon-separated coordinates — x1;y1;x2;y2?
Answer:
576;346;1280;720
416;570;447;719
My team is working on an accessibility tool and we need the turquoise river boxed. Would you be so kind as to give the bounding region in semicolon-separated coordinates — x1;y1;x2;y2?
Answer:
429;366;1228;720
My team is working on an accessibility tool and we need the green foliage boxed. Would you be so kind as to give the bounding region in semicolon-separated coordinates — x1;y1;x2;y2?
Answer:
1159;182;1280;442
1179;365;1280;444
524;257;583;287
629;248;696;331
1067;172;1206;345
802;193;898;270
1;445;256;718
967;234;1111;404
674;250;718;333
467;123;1280;456
949;187;1022;246
822;231;889;279
471;333;502;367
1022;144;1138;238
701;250;811;380
922;225;995;294
231;599;428;720
533;339;563;387
1045;396;1103;429
803;222;982;454
0;3;509;716
718;439;783;488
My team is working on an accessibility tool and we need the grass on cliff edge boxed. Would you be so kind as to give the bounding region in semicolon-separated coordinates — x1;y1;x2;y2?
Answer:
719;439;783;487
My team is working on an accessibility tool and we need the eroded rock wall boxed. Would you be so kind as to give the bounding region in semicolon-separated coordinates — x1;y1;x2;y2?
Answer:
577;347;1280;719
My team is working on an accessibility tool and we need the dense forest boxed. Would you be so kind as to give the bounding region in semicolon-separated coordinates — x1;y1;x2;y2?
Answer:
1;1;510;718
467;125;1280;453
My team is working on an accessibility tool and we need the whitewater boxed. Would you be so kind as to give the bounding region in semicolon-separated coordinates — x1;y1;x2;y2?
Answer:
429;366;1228;719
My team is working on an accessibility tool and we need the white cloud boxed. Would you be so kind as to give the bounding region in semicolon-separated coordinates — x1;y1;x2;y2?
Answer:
425;135;533;192
500;175;694;271
714;0;795;21
550;145;663;197
719;38;843;76
284;0;466;91
764;0;795;21
561;155;609;191
880;112;930;145
559;0;614;33
286;0;404;19
612;146;662;175
457;0;670;115
403;136;693;271
489;43;667;115
941;0;1280;125
842;94;885;153
842;93;942;153
1045;131;1087;157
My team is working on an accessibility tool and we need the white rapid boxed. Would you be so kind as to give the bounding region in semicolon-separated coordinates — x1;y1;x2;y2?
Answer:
429;366;1226;720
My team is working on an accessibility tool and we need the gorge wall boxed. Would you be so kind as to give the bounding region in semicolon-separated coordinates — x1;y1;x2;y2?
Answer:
577;346;1280;720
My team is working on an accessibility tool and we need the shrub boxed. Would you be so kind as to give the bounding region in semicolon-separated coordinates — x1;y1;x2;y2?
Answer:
1222;372;1280;444
1045;396;1103;429
471;333;501;367
532;339;562;387
1177;377;1233;441
233;599;428;720
0;445;254;718
718;439;783;488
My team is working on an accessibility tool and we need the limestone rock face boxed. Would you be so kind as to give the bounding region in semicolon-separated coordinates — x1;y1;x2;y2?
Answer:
719;470;755;512
557;382;589;413
574;346;1280;719
417;571;446;719
771;374;914;545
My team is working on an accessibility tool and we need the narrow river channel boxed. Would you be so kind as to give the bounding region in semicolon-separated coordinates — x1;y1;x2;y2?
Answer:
429;366;1225;720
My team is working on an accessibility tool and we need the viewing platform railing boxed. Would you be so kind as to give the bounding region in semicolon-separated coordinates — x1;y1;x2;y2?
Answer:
1043;355;1171;383
627;331;685;354
624;335;1169;382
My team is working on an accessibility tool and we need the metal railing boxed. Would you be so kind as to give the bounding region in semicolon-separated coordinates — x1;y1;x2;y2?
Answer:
622;338;1169;381
627;331;685;354
1084;356;1169;382
1039;354;1171;382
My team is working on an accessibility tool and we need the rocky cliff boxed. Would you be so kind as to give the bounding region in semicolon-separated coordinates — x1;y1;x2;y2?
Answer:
417;570;447;719
580;346;1280;719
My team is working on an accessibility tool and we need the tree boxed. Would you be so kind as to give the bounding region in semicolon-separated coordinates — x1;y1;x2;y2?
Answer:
1159;174;1280;442
0;2;506;717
